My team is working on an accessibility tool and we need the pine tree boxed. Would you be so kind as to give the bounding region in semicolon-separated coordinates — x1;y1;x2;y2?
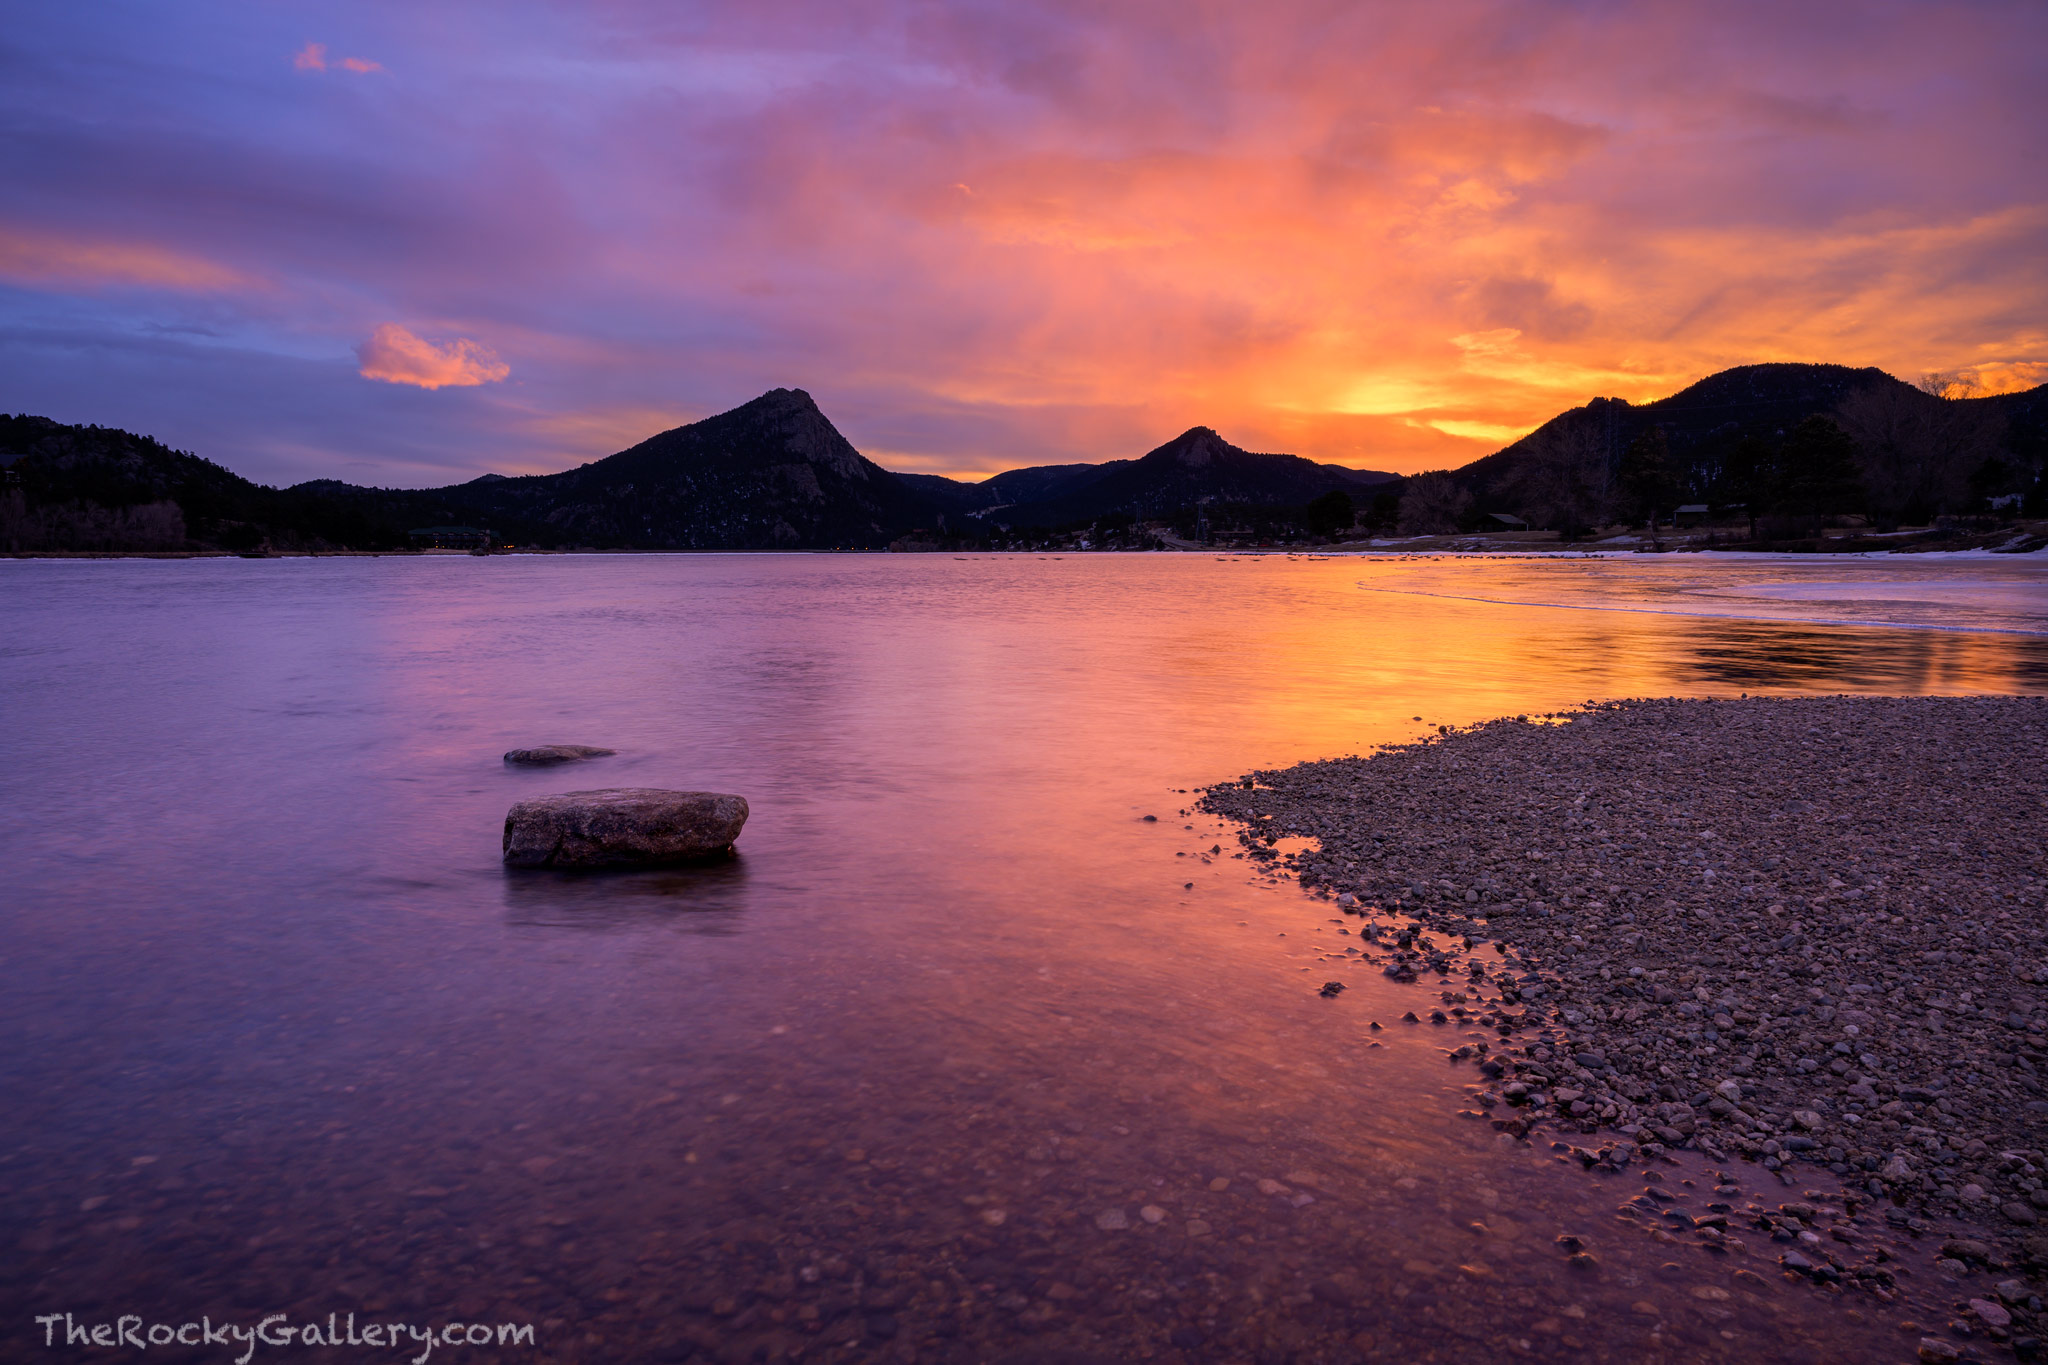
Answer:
1720;435;1776;540
1304;489;1355;537
1778;415;1865;532
1617;427;1677;527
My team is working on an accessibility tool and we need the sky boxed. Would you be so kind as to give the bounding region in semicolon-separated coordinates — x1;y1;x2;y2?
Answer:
2;1;2045;487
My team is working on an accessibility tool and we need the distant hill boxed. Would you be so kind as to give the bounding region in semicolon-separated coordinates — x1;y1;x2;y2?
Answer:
1455;364;1885;505
912;427;1398;528
431;388;931;550
1448;363;2045;528
0;413;443;552
897;463;1117;517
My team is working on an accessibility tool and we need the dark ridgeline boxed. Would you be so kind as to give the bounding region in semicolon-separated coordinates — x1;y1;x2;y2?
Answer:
1458;363;1908;510
440;388;931;550
3;363;2042;553
916;426;1399;528
0;392;1399;552
1447;363;2048;536
0;416;272;552
896;462;1116;515
0;389;933;553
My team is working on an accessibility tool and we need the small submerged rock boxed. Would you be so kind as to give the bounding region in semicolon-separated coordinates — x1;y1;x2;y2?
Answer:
503;744;617;766
503;788;748;868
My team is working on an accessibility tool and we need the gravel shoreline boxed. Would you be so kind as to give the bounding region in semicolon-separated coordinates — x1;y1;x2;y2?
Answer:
1202;696;2048;1282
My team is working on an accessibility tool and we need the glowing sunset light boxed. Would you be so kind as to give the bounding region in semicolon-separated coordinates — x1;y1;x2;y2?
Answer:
1420;419;1533;445
0;0;2041;486
1966;359;2048;397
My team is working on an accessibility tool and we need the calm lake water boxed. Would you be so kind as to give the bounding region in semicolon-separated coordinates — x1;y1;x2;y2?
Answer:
4;552;2045;1365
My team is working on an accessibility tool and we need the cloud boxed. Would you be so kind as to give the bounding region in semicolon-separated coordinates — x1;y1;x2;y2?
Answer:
1449;329;1688;399
1417;418;1533;444
0;227;252;292
1326;376;1455;418
1959;359;2048;397
1451;329;1525;359
355;325;509;390
293;42;380;74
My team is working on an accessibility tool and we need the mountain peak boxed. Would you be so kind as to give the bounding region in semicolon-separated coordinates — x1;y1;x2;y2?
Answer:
747;387;822;416
1152;426;1233;467
626;386;866;481
747;387;862;478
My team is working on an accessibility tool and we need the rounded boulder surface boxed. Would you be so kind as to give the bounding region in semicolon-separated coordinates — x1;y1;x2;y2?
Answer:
503;789;748;868
503;744;617;766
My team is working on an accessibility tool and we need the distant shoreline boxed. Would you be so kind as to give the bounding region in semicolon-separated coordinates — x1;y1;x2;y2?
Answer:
5;540;2044;562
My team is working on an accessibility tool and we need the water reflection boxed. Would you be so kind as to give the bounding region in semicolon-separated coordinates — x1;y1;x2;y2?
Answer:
502;856;755;929
1681;622;2048;691
1;554;2040;1364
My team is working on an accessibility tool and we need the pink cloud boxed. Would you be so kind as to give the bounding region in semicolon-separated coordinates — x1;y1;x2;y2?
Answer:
293;42;380;75
356;325;509;390
0;227;252;292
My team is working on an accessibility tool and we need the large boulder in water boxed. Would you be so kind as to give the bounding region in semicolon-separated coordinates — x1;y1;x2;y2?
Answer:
503;789;748;868
504;744;616;766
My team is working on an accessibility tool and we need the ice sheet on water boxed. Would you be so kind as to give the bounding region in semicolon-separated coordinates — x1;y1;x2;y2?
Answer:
1358;552;2048;636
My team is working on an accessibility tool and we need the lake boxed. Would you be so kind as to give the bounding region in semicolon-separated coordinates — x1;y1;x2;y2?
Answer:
4;551;2045;1364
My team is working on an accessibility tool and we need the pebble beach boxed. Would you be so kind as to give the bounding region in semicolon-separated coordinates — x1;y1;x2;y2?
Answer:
1204;695;2048;1337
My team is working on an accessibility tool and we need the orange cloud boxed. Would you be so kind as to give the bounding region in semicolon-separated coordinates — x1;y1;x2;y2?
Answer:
795;106;2044;471
0;227;250;291
1416;418;1533;443
356;325;509;390
1961;359;2048;396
